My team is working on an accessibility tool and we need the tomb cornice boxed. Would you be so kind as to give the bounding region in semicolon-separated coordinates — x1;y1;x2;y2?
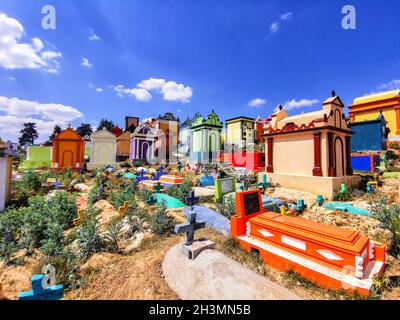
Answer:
263;125;353;137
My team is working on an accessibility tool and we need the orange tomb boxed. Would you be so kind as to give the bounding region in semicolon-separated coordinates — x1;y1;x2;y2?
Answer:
52;127;85;171
230;189;386;296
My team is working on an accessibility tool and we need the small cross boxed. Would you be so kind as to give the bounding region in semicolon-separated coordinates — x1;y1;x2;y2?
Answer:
158;165;164;172
53;178;62;190
185;190;199;209
214;164;218;175
138;169;145;177
18;274;64;300
153;182;164;193
174;212;206;245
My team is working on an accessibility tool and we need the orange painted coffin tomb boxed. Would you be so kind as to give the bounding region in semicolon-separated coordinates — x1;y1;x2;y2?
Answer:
52;127;85;171
230;189;386;296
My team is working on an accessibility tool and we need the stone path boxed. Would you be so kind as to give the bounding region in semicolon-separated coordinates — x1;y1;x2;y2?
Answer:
163;244;301;300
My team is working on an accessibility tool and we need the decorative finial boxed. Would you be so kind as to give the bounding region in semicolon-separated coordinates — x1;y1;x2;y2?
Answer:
331;90;336;97
278;105;283;110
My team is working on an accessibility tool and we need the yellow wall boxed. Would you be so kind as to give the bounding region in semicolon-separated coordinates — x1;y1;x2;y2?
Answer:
353;108;397;137
226;122;242;145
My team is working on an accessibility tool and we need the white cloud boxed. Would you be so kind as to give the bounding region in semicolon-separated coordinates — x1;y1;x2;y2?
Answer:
248;98;266;107
95;88;103;93
88;29;101;41
81;57;93;68
113;85;152;102
282;98;319;110
0;12;62;73
8;76;15;81
0;96;83;141
270;22;280;33
378;80;400;90
114;78;193;103
270;12;294;34
88;83;95;88
280;12;293;21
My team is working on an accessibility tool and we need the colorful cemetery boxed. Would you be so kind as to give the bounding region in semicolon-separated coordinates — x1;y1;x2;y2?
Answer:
349;89;400;146
178;113;201;161
52;127;85;171
19;145;52;169
189;110;223;164
261;93;360;197
0;139;13;212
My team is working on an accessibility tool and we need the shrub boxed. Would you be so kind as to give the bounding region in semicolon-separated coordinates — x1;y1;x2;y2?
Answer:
164;178;193;202
216;195;236;218
76;215;106;260
151;201;175;236
333;188;353;201
21;171;41;191
370;195;400;257
103;219;123;253
39;221;65;256
110;189;135;209
138;188;153;203
48;191;77;228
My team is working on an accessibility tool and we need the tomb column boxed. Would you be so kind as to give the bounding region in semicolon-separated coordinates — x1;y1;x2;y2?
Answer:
327;132;336;177
395;106;400;135
266;138;273;173
349;112;355;123
345;136;353;175
312;132;323;176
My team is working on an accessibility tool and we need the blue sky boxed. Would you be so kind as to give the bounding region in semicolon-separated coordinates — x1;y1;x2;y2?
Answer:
0;0;400;142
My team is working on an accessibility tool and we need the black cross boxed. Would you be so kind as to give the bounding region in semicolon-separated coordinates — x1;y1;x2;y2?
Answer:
185;190;199;209
174;212;205;245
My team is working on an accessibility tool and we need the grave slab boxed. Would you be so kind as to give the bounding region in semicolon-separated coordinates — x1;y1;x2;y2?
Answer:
183;205;230;235
163;244;301;300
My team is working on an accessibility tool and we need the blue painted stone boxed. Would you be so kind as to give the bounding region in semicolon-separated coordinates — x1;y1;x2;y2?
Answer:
198;175;215;187
123;173;137;179
183;205;230;235
18;274;64;300
323;202;371;216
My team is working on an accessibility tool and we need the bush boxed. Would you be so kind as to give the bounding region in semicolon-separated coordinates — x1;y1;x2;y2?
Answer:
216;195;236;218
164;178;193;202
333;188;353;201
110;189;135;209
21;171;41;191
39;221;65;256
151;201;175;236
48;191;77;228
76;215;106;260
103;219;123;253
138;188;153;203
370;195;400;257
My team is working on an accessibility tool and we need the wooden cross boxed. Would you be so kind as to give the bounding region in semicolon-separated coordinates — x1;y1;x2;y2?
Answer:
153;182;164;193
174;212;206;245
73;209;93;226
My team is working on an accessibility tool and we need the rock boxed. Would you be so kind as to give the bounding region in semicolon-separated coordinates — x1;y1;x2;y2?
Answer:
352;188;365;197
74;183;90;192
163;244;301;300
122;232;145;254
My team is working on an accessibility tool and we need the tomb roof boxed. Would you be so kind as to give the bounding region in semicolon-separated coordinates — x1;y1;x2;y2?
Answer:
351;89;400;106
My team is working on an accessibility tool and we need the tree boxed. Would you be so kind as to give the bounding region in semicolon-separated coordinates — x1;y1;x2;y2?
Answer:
97;119;114;132
18;123;38;147
49;125;62;142
76;123;93;138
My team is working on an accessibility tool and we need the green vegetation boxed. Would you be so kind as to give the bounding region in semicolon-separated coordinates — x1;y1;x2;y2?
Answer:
216;195;236;218
150;201;175;236
370;195;400;258
76;214;106;260
164;178;193;202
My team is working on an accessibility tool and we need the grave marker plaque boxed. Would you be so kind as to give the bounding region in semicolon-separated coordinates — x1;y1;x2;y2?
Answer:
215;177;236;203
